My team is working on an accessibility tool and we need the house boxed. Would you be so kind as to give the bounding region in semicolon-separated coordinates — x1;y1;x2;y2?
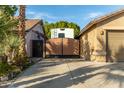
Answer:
24;19;45;58
77;9;124;62
51;28;74;38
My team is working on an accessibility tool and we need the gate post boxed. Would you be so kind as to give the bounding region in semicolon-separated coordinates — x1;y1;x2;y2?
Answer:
61;38;63;57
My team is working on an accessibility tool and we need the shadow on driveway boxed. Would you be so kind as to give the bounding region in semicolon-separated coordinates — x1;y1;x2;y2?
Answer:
9;61;124;88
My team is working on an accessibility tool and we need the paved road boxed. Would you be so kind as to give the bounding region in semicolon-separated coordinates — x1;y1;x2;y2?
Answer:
9;59;124;88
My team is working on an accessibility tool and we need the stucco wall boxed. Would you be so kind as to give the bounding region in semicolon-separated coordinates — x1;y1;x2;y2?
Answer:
80;26;96;60
25;24;45;57
32;24;44;34
80;12;124;62
97;13;124;28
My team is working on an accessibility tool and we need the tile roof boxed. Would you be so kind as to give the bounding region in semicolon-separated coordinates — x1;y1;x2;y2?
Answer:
14;16;42;31
25;19;41;31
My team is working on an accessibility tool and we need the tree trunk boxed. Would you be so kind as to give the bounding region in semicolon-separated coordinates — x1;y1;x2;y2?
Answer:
18;5;26;61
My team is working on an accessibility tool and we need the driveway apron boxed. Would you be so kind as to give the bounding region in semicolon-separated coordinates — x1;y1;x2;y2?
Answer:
9;59;124;88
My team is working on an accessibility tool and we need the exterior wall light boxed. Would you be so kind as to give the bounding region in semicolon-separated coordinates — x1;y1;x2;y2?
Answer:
100;31;104;35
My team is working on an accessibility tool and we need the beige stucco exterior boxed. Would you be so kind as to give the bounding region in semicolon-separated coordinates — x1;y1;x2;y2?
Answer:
79;12;124;62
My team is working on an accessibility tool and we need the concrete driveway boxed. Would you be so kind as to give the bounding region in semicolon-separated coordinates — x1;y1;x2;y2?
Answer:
9;59;124;88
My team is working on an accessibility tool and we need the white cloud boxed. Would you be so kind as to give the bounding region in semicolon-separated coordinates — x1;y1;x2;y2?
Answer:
34;12;57;19
26;10;58;19
87;12;103;18
26;10;77;21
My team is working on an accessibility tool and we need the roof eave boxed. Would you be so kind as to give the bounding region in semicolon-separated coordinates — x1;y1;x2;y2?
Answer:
77;8;124;38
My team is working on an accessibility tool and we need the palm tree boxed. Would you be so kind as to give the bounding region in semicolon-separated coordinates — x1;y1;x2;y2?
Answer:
18;5;26;61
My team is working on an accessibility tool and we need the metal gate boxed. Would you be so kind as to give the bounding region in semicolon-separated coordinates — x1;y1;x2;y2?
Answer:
45;38;79;58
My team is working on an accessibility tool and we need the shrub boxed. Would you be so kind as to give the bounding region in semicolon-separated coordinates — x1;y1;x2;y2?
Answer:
0;62;12;76
3;34;22;64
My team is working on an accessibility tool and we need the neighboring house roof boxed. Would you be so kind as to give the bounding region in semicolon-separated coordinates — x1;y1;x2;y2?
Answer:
25;19;47;39
25;19;42;31
14;16;43;31
77;8;124;38
14;16;47;39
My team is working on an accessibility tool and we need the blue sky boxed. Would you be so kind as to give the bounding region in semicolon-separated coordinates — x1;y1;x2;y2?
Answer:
17;5;124;29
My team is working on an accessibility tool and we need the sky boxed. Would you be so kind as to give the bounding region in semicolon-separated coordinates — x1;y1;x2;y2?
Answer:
16;5;124;29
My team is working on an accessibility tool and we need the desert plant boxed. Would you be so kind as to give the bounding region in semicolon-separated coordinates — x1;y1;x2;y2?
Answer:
3;34;22;64
0;62;12;76
0;5;18;41
0;5;18;63
0;44;5;56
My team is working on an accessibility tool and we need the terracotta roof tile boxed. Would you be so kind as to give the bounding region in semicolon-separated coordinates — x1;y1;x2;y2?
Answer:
14;16;41;31
25;19;41;31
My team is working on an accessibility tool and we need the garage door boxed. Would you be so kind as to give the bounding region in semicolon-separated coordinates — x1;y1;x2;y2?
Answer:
107;31;124;62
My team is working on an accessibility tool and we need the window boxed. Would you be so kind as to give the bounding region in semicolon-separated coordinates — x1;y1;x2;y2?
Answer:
58;33;65;38
54;31;57;37
60;28;65;31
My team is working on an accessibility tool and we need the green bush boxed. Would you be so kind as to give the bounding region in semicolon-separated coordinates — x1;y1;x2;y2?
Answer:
43;21;80;39
16;57;30;70
0;62;12;76
3;34;22;64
